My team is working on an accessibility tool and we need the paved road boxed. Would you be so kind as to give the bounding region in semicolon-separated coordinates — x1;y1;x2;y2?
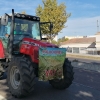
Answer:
68;57;100;64
0;68;100;100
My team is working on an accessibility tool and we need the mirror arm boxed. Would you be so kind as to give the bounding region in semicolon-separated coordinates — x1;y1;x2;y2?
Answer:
5;13;10;17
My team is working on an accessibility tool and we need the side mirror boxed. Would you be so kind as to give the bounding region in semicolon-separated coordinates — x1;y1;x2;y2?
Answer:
50;23;53;32
1;14;8;25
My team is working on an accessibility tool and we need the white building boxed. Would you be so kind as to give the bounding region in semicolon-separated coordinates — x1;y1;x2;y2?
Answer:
60;32;100;55
64;36;83;39
95;32;100;50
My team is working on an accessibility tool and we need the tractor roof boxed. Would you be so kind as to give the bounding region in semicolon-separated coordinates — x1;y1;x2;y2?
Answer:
0;13;40;21
14;13;40;21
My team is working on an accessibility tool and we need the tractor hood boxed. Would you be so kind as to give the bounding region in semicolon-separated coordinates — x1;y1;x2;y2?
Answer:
22;38;58;48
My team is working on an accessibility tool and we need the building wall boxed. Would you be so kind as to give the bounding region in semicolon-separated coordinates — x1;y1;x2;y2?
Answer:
60;43;95;48
59;34;100;55
64;36;83;39
96;35;100;49
60;43;96;54
96;35;100;42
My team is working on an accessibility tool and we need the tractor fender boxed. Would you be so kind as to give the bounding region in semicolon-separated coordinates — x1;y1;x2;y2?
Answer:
20;44;39;63
30;46;39;63
0;40;5;59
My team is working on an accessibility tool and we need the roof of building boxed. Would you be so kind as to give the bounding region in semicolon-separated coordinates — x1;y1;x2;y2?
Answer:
95;32;100;35
61;37;96;45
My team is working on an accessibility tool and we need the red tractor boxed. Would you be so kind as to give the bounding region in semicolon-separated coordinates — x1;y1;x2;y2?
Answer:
0;9;74;98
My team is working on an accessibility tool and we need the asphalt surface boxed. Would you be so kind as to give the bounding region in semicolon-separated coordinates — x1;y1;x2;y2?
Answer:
0;67;100;100
68;57;100;64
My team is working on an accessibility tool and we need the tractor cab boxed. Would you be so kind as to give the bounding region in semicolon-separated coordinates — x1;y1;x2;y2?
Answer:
13;15;41;40
0;10;43;56
0;9;53;56
11;15;41;53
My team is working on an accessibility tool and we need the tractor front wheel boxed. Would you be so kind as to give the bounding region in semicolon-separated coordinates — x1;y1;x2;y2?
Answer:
7;57;35;98
49;58;74;89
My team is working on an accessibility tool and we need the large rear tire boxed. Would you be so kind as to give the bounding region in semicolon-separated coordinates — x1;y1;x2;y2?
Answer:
49;58;74;89
7;57;35;98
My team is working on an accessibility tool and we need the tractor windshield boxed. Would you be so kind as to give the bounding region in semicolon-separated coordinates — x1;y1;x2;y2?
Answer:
0;17;41;50
14;18;41;40
5;18;41;40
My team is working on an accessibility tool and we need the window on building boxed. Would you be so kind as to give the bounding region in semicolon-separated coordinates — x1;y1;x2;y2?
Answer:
73;47;79;53
67;47;72;53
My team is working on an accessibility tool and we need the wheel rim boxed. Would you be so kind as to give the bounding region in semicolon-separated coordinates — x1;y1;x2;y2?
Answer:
10;66;20;89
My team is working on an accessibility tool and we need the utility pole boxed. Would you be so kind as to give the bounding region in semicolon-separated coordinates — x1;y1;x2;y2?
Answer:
97;20;99;32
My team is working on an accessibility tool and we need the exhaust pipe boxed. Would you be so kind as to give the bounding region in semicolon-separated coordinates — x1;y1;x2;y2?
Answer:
9;9;14;58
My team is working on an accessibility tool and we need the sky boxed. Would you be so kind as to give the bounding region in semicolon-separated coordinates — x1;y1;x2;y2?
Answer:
0;0;100;38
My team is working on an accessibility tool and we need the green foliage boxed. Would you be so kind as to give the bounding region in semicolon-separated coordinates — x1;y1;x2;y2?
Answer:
20;11;27;31
36;0;71;40
21;11;26;14
57;37;69;45
51;40;58;45
58;37;69;42
47;38;69;46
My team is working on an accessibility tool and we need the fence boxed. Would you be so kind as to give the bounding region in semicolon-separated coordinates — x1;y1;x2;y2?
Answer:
67;47;99;55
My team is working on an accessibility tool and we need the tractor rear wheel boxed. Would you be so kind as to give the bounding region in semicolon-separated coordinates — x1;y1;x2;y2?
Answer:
7;57;35;98
49;58;74;89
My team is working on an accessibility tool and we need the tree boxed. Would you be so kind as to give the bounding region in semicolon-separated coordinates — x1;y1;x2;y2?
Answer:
58;37;69;42
58;37;69;45
36;0;71;41
21;11;26;14
51;40;58;45
20;11;27;31
50;37;69;46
